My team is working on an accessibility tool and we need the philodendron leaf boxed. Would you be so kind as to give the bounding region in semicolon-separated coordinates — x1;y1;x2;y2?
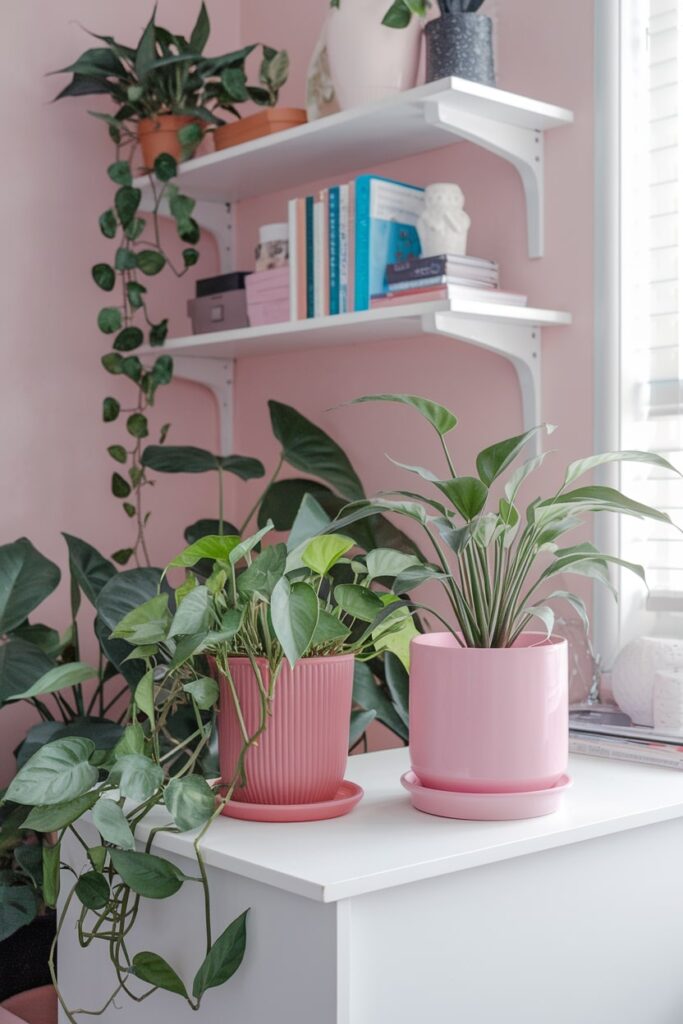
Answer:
334;584;384;623
287;493;332;555
236;544;287;600
164;776;216;831
436;477;488;521
109;849;184;900
364;549;421;581
269;400;364;501
22;790;100;832
92;798;136;851
384;652;409;728
257;479;336;532
168;585;210;638
563;450;682;487
142;445;265;479
183;676;219;710
311;609;350;647
75;870;109;911
5;737;97;806
110;754;163;802
169;535;240;569
0;538;61;634
350;393;457;437
228;523;274;566
134;669;155;723
63;533;117;608
0;640;54;705
7;661;97;701
192;910;249;999
133;952;188;998
301;534;354;577
0;885;37;942
476;425;554;487
349;709;377;748
111;594;170;645
270;578;319;667
352;661;407;740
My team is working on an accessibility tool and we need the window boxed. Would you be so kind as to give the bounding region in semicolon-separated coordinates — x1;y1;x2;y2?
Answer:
595;0;682;662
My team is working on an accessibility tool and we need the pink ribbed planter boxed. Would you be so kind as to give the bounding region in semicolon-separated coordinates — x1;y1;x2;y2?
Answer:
409;632;568;794
217;654;354;806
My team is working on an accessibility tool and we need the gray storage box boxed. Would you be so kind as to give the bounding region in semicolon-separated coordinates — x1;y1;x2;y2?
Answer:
187;289;249;334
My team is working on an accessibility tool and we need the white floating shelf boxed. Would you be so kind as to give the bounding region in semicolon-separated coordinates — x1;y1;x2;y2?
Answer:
144;300;571;455
135;76;573;260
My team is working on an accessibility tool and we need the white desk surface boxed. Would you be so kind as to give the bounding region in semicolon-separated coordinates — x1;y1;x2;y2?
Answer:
136;748;683;903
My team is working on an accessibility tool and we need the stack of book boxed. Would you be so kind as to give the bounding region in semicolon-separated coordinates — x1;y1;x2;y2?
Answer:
371;253;527;309
288;174;424;319
569;708;683;769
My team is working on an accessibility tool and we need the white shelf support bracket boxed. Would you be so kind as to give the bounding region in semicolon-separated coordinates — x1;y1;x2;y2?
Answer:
172;356;235;455
424;101;545;259
423;311;542;446
139;193;235;273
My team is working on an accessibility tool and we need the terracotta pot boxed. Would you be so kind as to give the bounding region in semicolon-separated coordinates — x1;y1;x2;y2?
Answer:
409;632;568;794
216;654;354;805
213;108;308;152
327;0;423;110
137;115;199;169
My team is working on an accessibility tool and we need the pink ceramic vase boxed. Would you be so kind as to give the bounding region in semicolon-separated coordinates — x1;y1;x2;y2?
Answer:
409;632;568;794
217;654;354;806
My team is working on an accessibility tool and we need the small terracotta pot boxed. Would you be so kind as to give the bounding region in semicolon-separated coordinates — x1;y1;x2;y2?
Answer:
409;632;568;794
137;115;199;169
213;108;307;152
216;654;354;805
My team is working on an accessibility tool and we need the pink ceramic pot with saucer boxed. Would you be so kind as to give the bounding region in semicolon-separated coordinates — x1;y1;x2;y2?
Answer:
409;632;569;795
216;654;359;821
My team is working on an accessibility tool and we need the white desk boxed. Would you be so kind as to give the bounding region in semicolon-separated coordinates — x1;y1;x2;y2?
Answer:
59;749;683;1023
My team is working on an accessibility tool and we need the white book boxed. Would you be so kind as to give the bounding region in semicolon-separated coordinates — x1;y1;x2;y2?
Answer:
313;200;324;318
288;198;298;322
570;733;683;769
338;184;350;314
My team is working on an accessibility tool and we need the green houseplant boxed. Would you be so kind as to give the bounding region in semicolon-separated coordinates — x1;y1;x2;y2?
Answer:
325;393;682;817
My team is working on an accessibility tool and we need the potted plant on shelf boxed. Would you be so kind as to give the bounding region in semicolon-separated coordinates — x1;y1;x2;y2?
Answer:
326;393;682;820
151;518;419;822
206;46;305;152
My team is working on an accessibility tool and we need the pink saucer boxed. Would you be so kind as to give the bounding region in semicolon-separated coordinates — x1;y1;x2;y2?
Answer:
221;780;364;822
400;771;572;821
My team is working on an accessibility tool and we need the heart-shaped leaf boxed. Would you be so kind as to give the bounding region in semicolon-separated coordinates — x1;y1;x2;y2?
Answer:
0;539;60;634
92;798;136;851
269;401;364;501
270;578;319;667
133;952;188;998
109;849;184;900
6;737;97;806
192;910;248;998
164;776;216;832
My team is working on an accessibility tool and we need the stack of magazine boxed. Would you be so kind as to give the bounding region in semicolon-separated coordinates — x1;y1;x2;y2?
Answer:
569;707;683;769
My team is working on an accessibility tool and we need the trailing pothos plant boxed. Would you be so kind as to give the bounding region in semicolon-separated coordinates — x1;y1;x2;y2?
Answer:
324;393;682;648
330;0;484;29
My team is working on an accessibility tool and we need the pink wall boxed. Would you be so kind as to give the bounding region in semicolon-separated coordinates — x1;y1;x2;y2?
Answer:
0;1;239;783
0;1;594;779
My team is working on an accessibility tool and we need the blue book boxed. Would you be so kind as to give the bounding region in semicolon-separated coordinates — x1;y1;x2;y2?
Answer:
305;195;315;319
329;186;340;316
354;175;424;312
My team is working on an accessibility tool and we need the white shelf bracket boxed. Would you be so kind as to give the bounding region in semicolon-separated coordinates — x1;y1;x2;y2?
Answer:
139;192;235;273
424;100;545;259
172;356;235;455
423;310;542;446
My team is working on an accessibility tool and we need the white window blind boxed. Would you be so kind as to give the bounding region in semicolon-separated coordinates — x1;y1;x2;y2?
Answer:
622;0;682;614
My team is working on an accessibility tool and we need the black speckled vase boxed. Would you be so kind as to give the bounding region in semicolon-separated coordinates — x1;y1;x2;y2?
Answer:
425;13;496;87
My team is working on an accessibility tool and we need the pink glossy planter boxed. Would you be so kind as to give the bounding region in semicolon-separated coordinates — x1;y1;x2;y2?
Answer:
409;633;568;794
217;655;354;805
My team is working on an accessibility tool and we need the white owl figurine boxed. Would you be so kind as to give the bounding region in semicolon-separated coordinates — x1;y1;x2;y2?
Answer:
417;183;471;258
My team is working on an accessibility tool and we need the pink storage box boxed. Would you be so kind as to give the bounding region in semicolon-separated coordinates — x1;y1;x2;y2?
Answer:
247;297;290;327
246;267;290;326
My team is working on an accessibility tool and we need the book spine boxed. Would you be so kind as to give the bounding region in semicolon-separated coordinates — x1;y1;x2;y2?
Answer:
321;190;330;317
347;181;356;314
314;200;324;318
305;196;315;319
329;186;340;315
338;185;349;313
354;175;371;312
570;734;683;769
387;257;450;283
288;198;298;322
296;199;307;321
388;275;448;292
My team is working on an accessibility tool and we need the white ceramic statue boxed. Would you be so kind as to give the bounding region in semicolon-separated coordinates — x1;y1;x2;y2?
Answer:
417;183;471;258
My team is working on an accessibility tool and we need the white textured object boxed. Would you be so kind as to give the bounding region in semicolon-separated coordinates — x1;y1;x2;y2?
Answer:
417;182;472;256
612;637;683;726
654;669;683;735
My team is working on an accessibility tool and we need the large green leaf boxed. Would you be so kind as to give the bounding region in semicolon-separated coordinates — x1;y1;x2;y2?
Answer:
540;485;676;525
236;544;287;600
436;477;488;521
0;884;37;941
111;754;163;802
63;534;117;608
301;534;354;577
6;737;97;806
256;479;336;531
0;639;54;705
111;594;170;645
476;426;553;487
352;661;407;741
109;849;184;900
270;578;319;667
169;535;240;568
97;569;167;686
287;494;332;555
563;450;682;487
350;393;457;437
269;401;364;501
75;870;109;911
168;586;210;638
228;523;274;566
133;952;188;998
183;676;219;710
142;445;265;479
192;910;248;999
22;790;100;833
0;539;61;634
334;584;384;623
364;549;421;581
92;797;136;850
7;661;96;701
164;775;215;831
16;718;123;768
